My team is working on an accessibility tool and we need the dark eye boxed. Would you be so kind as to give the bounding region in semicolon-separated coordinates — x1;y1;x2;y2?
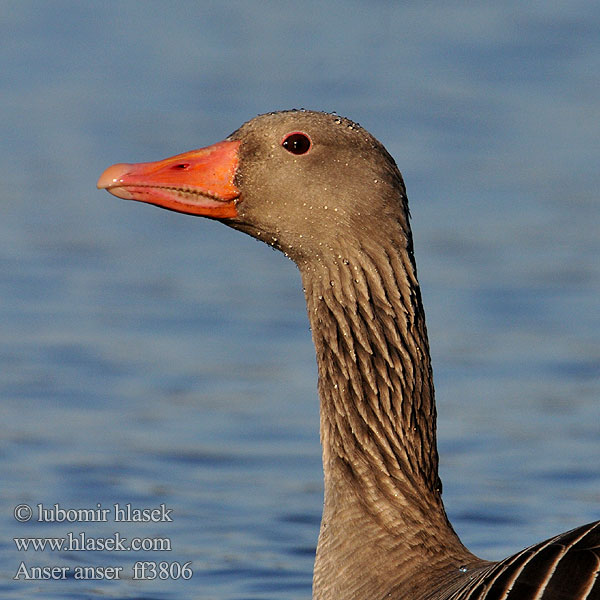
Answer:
173;163;189;170
282;132;311;155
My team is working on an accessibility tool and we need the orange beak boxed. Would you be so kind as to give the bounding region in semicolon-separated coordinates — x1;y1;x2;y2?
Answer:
97;140;241;218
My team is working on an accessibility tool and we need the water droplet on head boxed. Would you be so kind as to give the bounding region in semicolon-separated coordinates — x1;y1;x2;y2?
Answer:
458;566;468;573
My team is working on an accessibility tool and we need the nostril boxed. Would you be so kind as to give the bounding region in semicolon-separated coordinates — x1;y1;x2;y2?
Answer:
173;163;190;170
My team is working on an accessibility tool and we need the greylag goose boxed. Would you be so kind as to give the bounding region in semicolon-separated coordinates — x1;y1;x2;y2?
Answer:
98;110;600;600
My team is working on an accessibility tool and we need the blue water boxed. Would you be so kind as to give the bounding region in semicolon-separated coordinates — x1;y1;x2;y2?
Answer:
1;2;599;598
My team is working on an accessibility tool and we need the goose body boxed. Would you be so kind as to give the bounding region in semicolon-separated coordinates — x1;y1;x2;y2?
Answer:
98;110;599;600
